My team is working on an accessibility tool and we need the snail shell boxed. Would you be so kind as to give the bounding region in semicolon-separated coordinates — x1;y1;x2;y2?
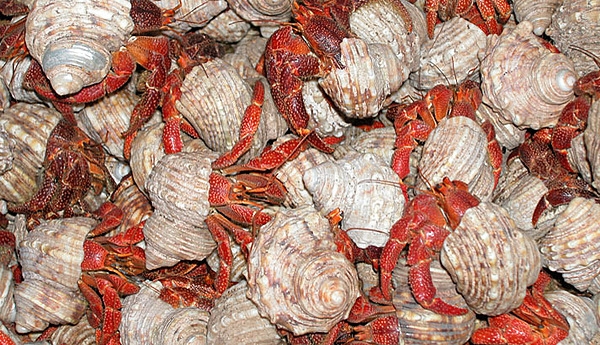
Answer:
14;217;96;333
417;116;495;202
480;21;577;129
584;99;600;192
545;290;600;344
129;122;166;196
513;0;563;36
120;280;210;345
475;102;526;151
50;316;96;345
199;9;251;43
319;38;409;119
546;0;600;77
302;80;350;139
247;205;361;335
207;280;284;344
177;59;287;163
0;266;16;325
226;0;292;24
0;57;44;105
441;202;542;315
393;259;476;344
410;17;487;90
539;197;600;293
0;103;62;204
303;151;406;248
25;0;134;96
274;144;335;208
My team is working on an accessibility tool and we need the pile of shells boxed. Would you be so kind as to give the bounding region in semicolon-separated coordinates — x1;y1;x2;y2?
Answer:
1;0;600;344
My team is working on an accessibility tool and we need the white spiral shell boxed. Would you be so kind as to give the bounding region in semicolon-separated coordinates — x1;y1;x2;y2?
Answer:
513;0;563;36
480;21;577;129
25;0;134;96
247;205;360;335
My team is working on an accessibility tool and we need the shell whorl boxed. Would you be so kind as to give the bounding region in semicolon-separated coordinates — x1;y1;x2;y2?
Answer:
246;206;360;335
25;0;134;96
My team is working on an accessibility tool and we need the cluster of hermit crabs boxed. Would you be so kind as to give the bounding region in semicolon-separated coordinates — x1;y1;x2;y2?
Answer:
0;0;600;344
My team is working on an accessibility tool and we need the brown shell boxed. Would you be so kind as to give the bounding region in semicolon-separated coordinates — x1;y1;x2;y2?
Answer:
50;316;96;345
480;21;577;129
392;259;476;344
247;205;360;335
207;280;284;344
0;103;62;204
539;197;600;293
120;280;210;345
14;217;96;332
302;151;406;248
441;202;541;315
0;265;15;325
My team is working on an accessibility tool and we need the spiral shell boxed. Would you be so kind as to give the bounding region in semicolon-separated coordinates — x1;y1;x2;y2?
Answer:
0;103;62;204
393;259;476;344
585;99;600;192
417;116;495;202
129;122;166;196
546;0;600;77
410;17;487;90
25;0;134;96
441;202;541;315
475;102;526;151
226;0;292;24
0;265;16;324
545;290;600;344
207;280;283;344
50;316;96;345
319;38;409;119
14;217;96;332
176;59;287;162
0;57;44;105
539;197;600;293
247;206;360;335
480;21;577;129
120;280;210;345
144;151;217;269
302;80;351;139
303;151;406;248
513;0;563;36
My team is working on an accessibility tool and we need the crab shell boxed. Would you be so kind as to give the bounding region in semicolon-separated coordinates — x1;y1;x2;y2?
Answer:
416;116;495;202
25;0;134;96
207;280;283;344
480;21;577;130
545;0;600;77
303;151;406;248
513;0;563;36
392;259;476;344
440;202;542;316
14;217;96;332
120;280;210;345
409;17;487;90
0;103;62;204
246;205;361;335
539;197;600;294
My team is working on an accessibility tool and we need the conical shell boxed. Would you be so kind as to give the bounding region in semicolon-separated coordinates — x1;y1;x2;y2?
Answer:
480;21;577;129
144;212;216;270
545;290;600;345
0;103;62;204
441;202;541;315
120;280;210;345
274;145;335;208
539;197;600;293
50;316;96;345
585;99;600;191
410;17;487;90
247;206;360;335
392;259;476;344
207;280;283;344
14;217;96;333
513;0;563;36
546;0;600;77
177;59;287;163
416;116;495;202
303;151;406;248
25;0;134;96
319;38;409;119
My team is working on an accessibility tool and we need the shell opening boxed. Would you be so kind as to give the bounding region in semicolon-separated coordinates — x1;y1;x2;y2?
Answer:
42;43;110;96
